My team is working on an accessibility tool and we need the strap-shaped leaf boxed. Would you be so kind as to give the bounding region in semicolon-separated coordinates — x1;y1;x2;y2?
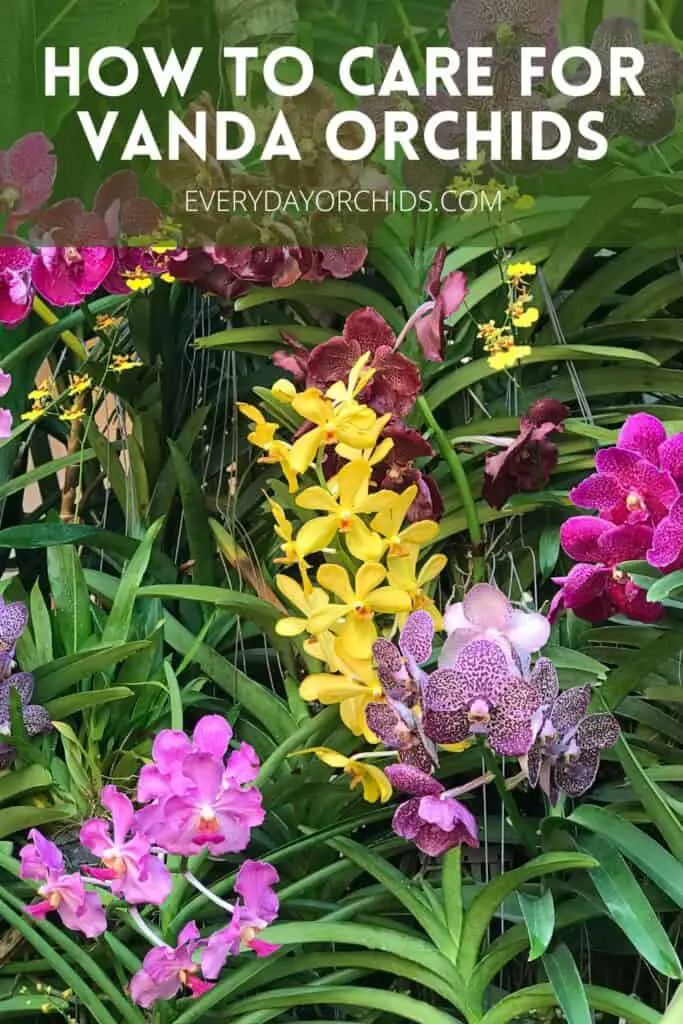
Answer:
543;944;591;1024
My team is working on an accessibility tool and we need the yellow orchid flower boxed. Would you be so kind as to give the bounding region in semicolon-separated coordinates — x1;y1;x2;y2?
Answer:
59;407;86;423
300;638;383;741
295;460;398;560
111;354;143;372
325;352;375;405
488;345;531;371
335;434;394;467
506;262;537;281
289;387;389;474
239;404;299;493
294;747;392;803
275;575;329;637
68;373;93;395
269;500;312;587
310;563;411;653
387;548;448;627
271;379;297;403
370;485;439;558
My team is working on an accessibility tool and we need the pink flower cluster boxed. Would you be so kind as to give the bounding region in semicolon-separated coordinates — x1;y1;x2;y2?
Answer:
18;716;279;1009
551;413;683;623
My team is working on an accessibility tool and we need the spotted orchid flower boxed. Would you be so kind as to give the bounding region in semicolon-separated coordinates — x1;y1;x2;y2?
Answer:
423;638;542;756
570;447;677;527
0;672;52;768
129;922;213;1007
20;829;106;938
385;764;478;856
80;786;172;905
372;610;435;705
0;596;28;679
524;660;619;804
202;861;281;979
440;583;550;674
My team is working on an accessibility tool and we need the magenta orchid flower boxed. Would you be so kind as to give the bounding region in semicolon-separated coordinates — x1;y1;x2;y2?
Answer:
0;240;34;328
413;247;468;362
137;715;234;802
524;659;620;803
385;764;478;856
570;447;677;526
0;133;56;230
129;922;213;1007
142;752;264;856
20;829;106;938
80;785;172;905
202;861;280;978
0;369;11;439
648;495;683;569
440;583;550;673
423;638;542;756
550;517;662;623
32;245;115;307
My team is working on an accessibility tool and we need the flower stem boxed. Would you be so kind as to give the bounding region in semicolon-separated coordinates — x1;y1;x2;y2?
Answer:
184;872;234;913
443;771;494;799
645;0;680;46
32;297;88;360
482;746;536;857
129;908;166;948
393;301;432;351
416;394;486;583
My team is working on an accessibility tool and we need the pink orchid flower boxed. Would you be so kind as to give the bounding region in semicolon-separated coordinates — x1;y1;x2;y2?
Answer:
384;764;478;856
0;239;34;328
440;583;550;673
137;715;234;802
0;368;11;439
129;922;213;1007
147;753;265;856
0;133;56;230
202;861;280;979
413;247;468;362
32;245;115;307
80;785;172;905
20;829;106;938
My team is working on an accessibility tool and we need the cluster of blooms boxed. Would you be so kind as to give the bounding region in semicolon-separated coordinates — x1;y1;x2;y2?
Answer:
21;352;143;426
17;715;280;1008
551;412;683;623
477;262;539;371
0;597;51;765
0;132;368;330
306;586;619;856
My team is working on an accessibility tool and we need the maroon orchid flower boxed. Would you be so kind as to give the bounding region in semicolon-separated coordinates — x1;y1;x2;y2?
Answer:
385;764;478;856
0;133;57;231
280;307;422;419
93;171;162;241
411;247;468;362
549;517;662;623
374;424;443;523
482;399;571;510
524;660;620;804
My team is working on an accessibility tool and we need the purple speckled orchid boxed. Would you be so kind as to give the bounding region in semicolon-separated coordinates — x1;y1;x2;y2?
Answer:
423;638;542;756
32;245;115;307
0;240;34;328
440;583;550;674
80;785;172;905
202;861;280;978
20;829;106;938
0;672;52;768
0;133;56;230
365;700;437;773
372;610;435;703
130;922;213;1007
0;596;28;678
385;764;478;856
549;517;662;624
523;659;619;804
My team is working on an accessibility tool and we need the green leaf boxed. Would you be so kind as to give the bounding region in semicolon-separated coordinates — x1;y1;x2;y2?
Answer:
0;448;100;502
168;441;216;586
479;983;660;1024
47;542;91;655
458;852;598;977
442;848;463;951
45;686;134;720
647;570;683;603
29;583;52;666
235;281;402;331
0;765;52;806
34;641;152;701
662;985;683;1024
602;629;683;708
0;523;103;550
163;661;184;732
0;805;71;839
579;833;682;977
138;584;280;630
518;890;555;961
543;944;592;1024
0;996;69;1017
196;324;333;354
149;405;210;520
102;518;165;645
615;733;683;861
570;805;683;908
544;645;607;680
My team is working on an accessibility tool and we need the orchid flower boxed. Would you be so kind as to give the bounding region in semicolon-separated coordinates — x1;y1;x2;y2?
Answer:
20;830;106;938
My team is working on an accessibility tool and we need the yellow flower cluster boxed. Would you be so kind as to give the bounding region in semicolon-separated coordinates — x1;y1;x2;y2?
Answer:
22;349;145;424
240;354;446;752
478;261;539;371
449;160;535;216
